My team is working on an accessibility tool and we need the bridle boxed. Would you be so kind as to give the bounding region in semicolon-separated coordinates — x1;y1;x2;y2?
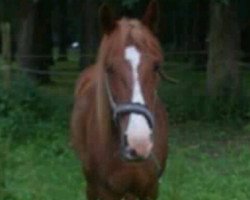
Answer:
104;73;162;178
105;73;155;129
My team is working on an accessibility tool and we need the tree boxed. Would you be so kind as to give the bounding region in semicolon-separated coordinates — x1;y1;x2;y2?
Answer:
239;0;250;61
17;0;53;84
206;0;240;99
0;0;19;58
56;0;69;61
79;0;100;68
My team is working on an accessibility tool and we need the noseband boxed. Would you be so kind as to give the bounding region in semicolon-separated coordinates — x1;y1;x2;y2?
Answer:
105;74;155;129
105;74;162;177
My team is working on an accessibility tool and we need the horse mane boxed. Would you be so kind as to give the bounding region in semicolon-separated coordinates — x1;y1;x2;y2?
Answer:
74;66;96;97
95;17;163;136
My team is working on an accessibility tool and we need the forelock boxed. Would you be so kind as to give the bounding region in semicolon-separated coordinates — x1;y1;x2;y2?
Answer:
102;18;163;64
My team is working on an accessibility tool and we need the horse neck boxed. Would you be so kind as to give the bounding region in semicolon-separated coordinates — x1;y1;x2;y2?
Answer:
95;40;114;149
94;69;121;163
95;35;125;157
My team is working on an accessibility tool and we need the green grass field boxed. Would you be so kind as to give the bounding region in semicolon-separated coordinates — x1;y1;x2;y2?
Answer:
1;122;249;200
0;60;250;200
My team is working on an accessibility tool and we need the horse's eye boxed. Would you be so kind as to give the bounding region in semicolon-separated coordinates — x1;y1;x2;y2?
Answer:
107;66;114;74
154;64;160;72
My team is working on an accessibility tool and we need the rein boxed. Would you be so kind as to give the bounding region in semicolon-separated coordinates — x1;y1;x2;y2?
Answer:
105;73;162;178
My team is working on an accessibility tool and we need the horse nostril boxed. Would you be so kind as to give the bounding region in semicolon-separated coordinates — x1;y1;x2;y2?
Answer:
128;148;138;157
123;147;138;160
122;135;128;146
149;132;154;142
122;132;153;161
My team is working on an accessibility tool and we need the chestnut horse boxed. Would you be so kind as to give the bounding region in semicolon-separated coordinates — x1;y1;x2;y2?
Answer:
71;1;168;199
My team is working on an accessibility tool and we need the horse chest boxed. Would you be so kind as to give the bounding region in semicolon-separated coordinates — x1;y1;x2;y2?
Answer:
106;164;156;194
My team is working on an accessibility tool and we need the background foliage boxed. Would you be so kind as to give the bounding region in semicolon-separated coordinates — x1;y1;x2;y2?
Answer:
0;0;250;199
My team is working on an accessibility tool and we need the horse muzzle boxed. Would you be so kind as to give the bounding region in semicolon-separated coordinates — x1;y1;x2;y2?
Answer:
122;136;153;161
113;103;155;161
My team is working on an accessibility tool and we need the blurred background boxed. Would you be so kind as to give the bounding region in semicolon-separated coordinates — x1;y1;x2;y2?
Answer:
0;0;250;199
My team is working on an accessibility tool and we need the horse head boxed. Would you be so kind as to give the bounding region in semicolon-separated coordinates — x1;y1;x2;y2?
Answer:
98;0;163;161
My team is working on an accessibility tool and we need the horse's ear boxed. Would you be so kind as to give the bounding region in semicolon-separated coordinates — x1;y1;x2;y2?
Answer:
99;4;116;35
142;0;159;33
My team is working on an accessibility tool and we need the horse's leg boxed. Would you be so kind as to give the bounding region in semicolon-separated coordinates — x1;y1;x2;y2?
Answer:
140;183;159;200
124;194;137;200
86;185;98;200
98;187;121;200
86;181;98;200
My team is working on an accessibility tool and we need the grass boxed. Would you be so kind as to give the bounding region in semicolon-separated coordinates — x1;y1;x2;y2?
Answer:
1;122;250;200
3;135;84;200
164;122;250;200
0;58;250;200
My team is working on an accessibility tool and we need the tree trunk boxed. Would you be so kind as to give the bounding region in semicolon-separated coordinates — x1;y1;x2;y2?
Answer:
190;0;209;67
0;0;19;59
241;20;250;62
57;0;68;61
79;0;100;68
206;1;240;99
17;0;53;84
1;23;11;89
192;0;209;51
158;0;168;46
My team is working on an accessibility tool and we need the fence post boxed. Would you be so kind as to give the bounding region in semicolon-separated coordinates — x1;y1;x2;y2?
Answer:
1;22;11;89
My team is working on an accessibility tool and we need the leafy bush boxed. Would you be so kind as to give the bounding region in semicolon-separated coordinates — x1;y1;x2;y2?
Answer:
163;89;250;123
0;75;70;141
1;76;51;119
159;67;250;123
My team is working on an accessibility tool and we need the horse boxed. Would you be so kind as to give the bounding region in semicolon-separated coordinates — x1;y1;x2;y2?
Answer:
71;1;168;199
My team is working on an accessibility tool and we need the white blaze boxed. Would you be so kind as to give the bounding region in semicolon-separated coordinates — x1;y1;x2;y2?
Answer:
124;46;152;149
